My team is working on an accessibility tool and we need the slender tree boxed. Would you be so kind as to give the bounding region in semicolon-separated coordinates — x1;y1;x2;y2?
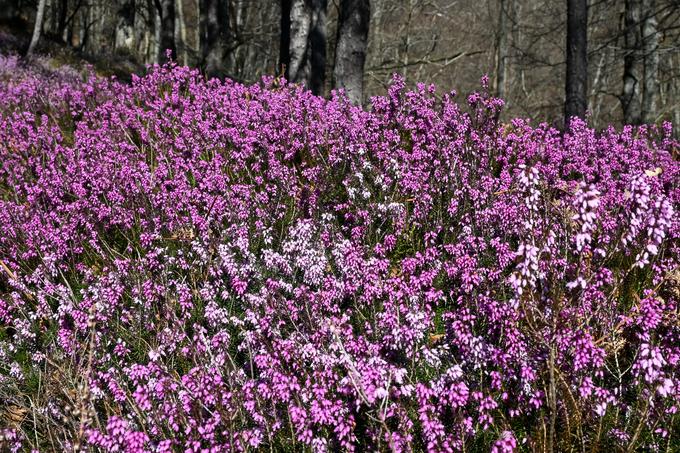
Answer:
622;0;643;124
175;0;189;65
57;0;69;41
495;0;509;100
641;0;658;123
155;0;176;63
200;0;229;75
309;0;327;95
115;1;137;53
287;0;311;83
27;0;48;56
283;0;326;95
279;0;292;75
333;0;370;105
564;0;588;125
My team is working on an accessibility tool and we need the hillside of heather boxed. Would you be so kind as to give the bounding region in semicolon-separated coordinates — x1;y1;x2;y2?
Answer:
0;55;678;452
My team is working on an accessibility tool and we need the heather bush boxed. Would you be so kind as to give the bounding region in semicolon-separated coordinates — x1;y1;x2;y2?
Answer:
0;58;678;452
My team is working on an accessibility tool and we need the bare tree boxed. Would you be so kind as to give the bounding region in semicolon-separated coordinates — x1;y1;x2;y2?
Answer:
283;0;326;94
622;0;643;124
175;0;189;64
333;0;370;104
675;85;680;138
225;0;281;83
57;0;69;41
565;0;588;125
9;0;679;130
280;0;292;74
27;0;48;57
641;0;659;123
200;0;229;76
115;1;137;53
309;0;327;95
155;0;176;63
495;0;509;99
288;0;311;83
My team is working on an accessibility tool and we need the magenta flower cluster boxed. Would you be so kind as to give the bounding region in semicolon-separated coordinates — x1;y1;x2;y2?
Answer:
0;55;678;452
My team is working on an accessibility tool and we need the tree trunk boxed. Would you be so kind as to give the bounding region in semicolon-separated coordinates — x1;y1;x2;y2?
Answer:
564;0;588;126
309;0;327;95
200;0;228;77
47;0;58;37
287;0;312;84
58;0;69;41
27;0;48;57
283;0;326;95
115;0;136;52
641;0;658;124
83;0;101;55
135;0;156;63
69;3;87;49
495;0;509;99
194;0;201;62
675;83;680;140
175;0;188;65
152;0;161;62
279;0;291;75
155;0;176;63
69;5;80;47
333;0;369;105
622;0;642;125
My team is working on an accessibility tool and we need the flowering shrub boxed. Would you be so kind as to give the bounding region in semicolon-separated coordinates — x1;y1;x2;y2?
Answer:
0;57;678;452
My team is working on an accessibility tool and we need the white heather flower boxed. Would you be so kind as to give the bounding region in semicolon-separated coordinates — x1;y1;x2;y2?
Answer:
657;379;674;397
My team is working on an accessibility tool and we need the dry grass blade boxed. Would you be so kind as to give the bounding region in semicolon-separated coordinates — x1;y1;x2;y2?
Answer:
2;405;28;427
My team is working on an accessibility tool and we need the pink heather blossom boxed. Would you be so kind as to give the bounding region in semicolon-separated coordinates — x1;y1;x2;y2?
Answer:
0;58;678;452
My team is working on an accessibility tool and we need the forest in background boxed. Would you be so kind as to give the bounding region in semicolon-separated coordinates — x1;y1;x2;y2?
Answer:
1;0;679;131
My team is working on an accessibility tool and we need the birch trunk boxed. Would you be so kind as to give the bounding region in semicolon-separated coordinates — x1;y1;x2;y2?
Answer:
27;0;48;56
333;0;369;105
175;0;188;65
154;0;162;63
284;0;326;94
641;0;658;124
115;1;136;53
287;0;311;84
495;0;508;100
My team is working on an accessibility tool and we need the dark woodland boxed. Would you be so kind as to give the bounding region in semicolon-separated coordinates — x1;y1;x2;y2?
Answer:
1;0;679;130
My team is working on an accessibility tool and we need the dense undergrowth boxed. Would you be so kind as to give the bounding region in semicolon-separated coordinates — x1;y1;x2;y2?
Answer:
0;54;678;452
